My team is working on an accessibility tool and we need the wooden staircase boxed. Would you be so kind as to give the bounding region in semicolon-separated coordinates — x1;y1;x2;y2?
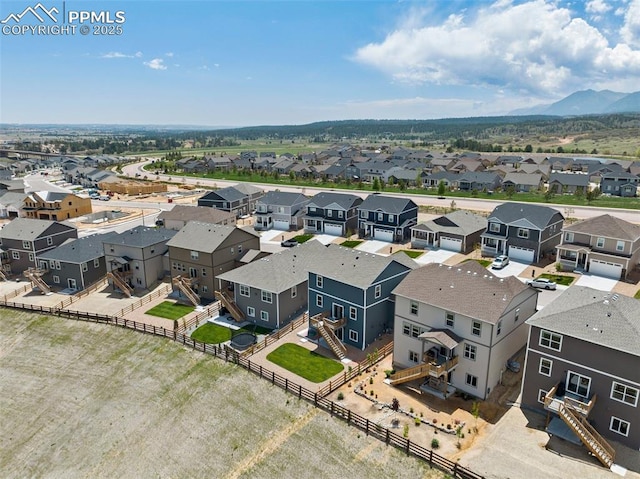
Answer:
24;267;50;294
389;356;459;386
107;270;133;297
309;313;347;360
557;402;615;468
0;269;6;281
214;290;245;322
172;275;200;306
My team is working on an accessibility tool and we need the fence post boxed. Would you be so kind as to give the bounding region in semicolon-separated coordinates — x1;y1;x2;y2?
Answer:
330;401;334;416
405;439;410;455
272;370;275;385
385;428;390;444
248;360;251;372
285;378;288;392
298;383;302;399
428;449;433;466
365;418;369;435
347;409;351;425
453;462;458;477
314;392;317;406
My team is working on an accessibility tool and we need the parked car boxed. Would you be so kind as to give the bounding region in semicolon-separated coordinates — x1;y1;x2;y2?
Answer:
281;239;298;248
491;255;509;269
526;278;557;290
98;195;111;201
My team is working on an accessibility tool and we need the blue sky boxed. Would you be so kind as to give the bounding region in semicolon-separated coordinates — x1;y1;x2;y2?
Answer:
1;0;640;126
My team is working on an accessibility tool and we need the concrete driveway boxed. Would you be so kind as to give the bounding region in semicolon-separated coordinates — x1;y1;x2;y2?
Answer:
259;229;282;242
489;260;530;278
575;273;618;292
354;240;391;254
312;234;340;245
414;249;457;265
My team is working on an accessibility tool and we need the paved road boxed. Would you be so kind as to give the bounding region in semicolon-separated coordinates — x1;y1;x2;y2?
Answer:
122;160;640;223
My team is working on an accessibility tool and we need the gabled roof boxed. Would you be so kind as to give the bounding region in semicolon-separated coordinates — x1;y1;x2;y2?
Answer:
38;232;119;264
602;171;639;179
563;214;640;241
502;172;543;186
104;226;176;248
166;222;258;253
201;186;246;202
457;171;501;183
487;202;564;230
0;191;27;207
526;286;640;357
157;205;235;224
218;240;327;293
359;194;417;214
548;172;590;186
393;262;532;324
309;244;416;288
412;210;487;236
257;191;309;207
306;192;362;210
27;191;69;203
233;183;263;196
0;218;75;241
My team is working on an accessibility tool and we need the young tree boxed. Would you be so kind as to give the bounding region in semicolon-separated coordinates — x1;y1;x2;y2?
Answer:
437;180;446;197
372;177;380;192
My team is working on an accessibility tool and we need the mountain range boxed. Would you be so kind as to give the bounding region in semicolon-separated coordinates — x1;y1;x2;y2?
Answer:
510;89;640;116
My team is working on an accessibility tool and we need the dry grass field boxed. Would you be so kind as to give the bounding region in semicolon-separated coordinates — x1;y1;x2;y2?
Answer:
0;310;445;478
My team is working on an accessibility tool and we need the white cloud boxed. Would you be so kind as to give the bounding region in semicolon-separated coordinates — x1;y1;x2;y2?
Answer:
621;0;640;47
586;0;611;14
101;51;139;59
143;58;167;71
353;0;640;96
165;52;174;57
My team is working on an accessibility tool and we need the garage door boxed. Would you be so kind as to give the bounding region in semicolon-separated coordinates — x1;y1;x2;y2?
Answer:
439;237;462;252
324;223;344;236
508;245;535;263
273;219;290;231
589;260;623;279
374;228;394;242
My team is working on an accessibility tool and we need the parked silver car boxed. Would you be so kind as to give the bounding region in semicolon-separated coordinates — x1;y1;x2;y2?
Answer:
526;278;557;290
491;255;509;269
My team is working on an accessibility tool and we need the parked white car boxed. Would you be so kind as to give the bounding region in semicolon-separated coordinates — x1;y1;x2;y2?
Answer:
526;278;557;290
491;255;509;269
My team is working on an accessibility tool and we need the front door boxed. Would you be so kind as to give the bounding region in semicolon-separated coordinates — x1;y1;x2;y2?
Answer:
566;371;591;398
67;278;77;290
332;303;344;320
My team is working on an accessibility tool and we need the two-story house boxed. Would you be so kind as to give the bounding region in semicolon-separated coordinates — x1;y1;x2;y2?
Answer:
547;172;590;194
303;192;363;237
156;205;236;230
521;286;640;462
103;226;177;296
0;218;78;279
166;222;261;304
357;194;418;243
556;214;640;279
391;262;537;400
216;240;326;328
23;191;92;221
411;210;487;253
600;171;639;197
307;245;416;358
480;203;564;263
253;191;310;231
197;184;264;217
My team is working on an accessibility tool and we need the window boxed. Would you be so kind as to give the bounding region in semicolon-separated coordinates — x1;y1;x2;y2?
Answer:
53;275;60;284
201;285;208;293
327;210;332;217
28;253;34;262
261;290;272;303
539;330;562;351
446;312;454;327
190;251;199;260
22;240;31;249
538;389;548;404
610;417;630;437
566;372;591;398
360;210;366;218
472;321;482;336
316;295;323;308
517;228;529;239
239;284;250;297
403;322;411;336
291;285;297;298
247;306;255;317
46;237;53;246
466;374;478;388
309;207;316;213
489;222;500;233
388;214;394;223
378;212;383;221
349;306;357;320
338;210;343;218
349;329;358;342
616;240;625;252
409;351;419;363
496;320;503;336
201;268;206;277
564;232;574;242
12;251;20;260
230;247;234;254
515;308;520;322
596;237;605;248
374;284;381;298
238;244;243;254
82;262;88;272
463;344;476;361
410;301;418;315
260;311;269;322
94;258;100;268
611;382;639;407
316;275;323;288
539;358;552;377
50;260;56;270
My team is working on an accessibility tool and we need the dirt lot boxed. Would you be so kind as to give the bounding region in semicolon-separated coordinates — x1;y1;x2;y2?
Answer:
0;310;447;479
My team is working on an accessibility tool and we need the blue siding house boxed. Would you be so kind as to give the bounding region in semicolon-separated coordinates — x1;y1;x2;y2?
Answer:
357;194;418;242
308;244;416;354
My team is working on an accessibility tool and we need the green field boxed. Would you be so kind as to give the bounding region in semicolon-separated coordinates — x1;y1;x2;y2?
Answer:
395;250;424;259
144;301;195;320
267;343;344;383
340;240;363;248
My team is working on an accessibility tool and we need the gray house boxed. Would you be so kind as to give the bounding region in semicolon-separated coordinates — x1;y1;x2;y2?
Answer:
308;245;416;355
216;240;326;329
521;286;640;459
253;191;310;231
411;210;487;253
480;203;564;263
548;172;590;194
457;172;502;192
303;192;363;237
37;232;118;292
197;184;264;217
502;172;544;192
600;171;639;197
357;194;418;243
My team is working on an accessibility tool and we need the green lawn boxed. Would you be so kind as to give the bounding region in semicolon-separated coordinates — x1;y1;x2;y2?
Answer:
293;234;314;243
144;301;195;320
461;258;492;268
538;273;575;286
340;240;363;248
635;289;640;300
267;343;344;383
191;323;274;344
394;250;424;259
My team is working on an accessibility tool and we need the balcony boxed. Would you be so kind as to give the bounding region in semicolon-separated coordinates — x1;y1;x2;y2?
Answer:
544;383;597;417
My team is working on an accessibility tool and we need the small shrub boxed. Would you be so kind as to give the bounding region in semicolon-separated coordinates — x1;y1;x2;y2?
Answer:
384;369;396;378
454;418;461;425
414;417;421;426
370;390;374;396
461;433;465;438
447;424;452;430
456;442;462;450
347;382;352;388
420;412;423;417
369;377;374;385
431;438;440;449
432;418;438;424
555;262;563;272
409;407;414;413
403;424;409;438
337;392;344;401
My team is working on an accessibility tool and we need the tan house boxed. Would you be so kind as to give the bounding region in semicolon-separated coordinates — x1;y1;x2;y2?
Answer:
23;191;92;221
166;222;260;304
157;205;236;230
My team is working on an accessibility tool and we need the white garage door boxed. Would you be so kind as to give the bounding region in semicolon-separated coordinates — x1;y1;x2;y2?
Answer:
508;245;535;263
324;223;344;236
273;219;290;231
374;228;394;242
589;260;623;279
439;237;462;252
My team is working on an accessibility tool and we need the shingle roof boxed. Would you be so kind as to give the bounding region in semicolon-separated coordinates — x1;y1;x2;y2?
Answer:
412;210;487;236
307;192;362;209
392;262;532;324
157;205;234;224
563;214;640;241
526;286;640;357
166;222;258;253
502;172;543;186
309;244;416;288
202;186;246;202
487;202;563;230
105;226;176;248
359;194;417;214
548;172;590;186
38;232;119;263
257;191;308;207
217;240;327;293
0;218;74;241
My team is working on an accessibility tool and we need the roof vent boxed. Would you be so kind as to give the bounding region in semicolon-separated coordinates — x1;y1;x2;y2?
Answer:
603;300;609;305
499;278;504;282
611;294;619;301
